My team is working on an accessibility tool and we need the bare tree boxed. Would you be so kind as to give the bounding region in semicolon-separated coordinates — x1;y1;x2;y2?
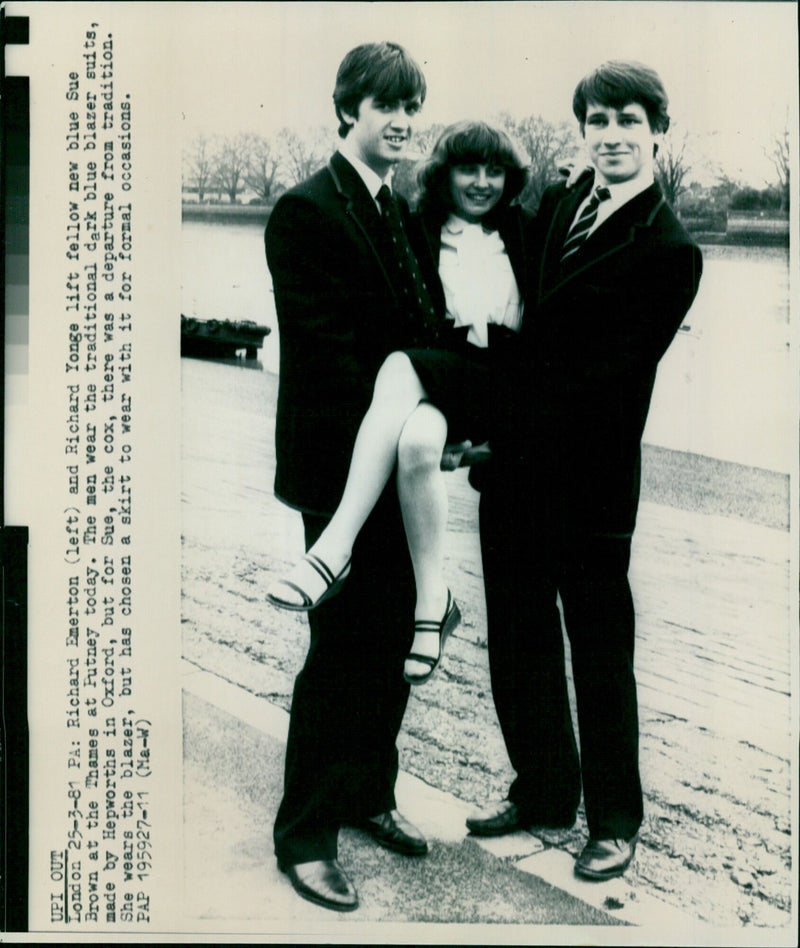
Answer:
213;132;254;203
409;122;447;159
183;132;215;203
390;158;420;204
245;134;282;204
655;129;692;207
766;125;790;212
277;127;336;187
495;112;580;211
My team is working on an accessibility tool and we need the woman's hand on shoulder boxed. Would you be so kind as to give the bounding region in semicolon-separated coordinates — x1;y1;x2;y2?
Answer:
557;159;594;189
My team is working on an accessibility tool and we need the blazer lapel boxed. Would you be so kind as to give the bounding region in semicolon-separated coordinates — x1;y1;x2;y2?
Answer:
415;211;447;317
497;208;528;303
540;182;665;304
327;153;399;300
418;211;442;263
537;179;591;298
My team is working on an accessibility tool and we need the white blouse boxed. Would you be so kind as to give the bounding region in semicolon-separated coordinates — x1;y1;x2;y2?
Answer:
438;214;523;348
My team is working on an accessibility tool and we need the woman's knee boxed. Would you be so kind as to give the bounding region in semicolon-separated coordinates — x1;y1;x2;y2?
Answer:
397;405;447;473
373;351;424;402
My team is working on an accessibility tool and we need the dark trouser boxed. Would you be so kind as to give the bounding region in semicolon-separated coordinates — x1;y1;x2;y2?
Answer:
273;486;416;869
479;479;643;841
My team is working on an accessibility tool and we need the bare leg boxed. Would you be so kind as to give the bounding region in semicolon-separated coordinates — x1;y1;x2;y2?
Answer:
396;402;452;678
268;352;428;607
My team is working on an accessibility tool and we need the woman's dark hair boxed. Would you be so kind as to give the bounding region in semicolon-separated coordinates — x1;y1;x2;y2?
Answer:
414;120;529;226
333;41;427;139
572;60;670;134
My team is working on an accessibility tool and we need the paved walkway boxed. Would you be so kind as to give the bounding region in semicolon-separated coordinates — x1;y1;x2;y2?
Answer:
181;488;795;940
180;358;796;941
181;662;703;939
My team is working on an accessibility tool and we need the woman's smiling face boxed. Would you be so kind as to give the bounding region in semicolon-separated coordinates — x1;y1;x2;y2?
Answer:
448;162;506;222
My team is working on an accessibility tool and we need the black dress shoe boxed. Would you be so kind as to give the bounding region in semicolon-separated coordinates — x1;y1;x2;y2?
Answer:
466;799;576;837
355;809;428;856
282;859;358;912
574;836;637;880
466;799;522;836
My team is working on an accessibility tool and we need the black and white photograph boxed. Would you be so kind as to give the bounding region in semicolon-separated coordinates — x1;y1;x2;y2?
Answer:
2;1;798;943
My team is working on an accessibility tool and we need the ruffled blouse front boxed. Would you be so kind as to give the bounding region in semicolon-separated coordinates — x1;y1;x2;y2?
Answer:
438;214;523;348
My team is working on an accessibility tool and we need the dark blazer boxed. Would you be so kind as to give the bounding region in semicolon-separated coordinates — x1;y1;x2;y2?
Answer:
266;152;438;515
514;177;703;535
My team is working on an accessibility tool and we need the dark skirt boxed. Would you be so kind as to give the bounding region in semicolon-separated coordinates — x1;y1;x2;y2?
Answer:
404;324;518;444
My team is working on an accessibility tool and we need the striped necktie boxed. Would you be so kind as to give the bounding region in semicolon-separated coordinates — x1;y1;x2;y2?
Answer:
561;186;611;262
377;185;441;344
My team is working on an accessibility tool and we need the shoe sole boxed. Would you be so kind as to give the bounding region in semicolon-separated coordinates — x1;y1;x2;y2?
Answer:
267;568;350;612
267;592;316;612
281;867;359;912
290;885;359;912
466;821;522;837
574;856;634;881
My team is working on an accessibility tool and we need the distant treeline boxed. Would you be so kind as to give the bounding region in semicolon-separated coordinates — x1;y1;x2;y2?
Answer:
183;118;790;237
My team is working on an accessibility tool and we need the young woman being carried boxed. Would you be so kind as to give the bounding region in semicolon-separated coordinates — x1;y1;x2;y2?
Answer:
268;120;530;685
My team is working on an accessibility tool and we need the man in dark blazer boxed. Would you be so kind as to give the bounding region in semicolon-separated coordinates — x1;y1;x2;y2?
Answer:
469;61;703;881
264;41;439;911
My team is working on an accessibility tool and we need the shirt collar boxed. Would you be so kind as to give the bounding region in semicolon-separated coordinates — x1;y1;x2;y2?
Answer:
443;213;494;236
337;145;391;202
444;213;474;235
600;171;654;212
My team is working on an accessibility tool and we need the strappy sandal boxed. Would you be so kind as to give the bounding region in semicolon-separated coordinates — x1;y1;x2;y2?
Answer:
267;553;352;611
403;590;461;685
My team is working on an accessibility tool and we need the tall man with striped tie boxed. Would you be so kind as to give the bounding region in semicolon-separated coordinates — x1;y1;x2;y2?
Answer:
469;61;703;880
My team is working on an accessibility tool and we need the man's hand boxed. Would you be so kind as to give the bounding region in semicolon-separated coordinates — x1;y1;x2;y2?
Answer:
440;440;493;471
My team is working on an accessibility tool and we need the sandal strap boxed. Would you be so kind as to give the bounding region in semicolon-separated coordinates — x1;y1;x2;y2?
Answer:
268;554;352;612
304;552;336;587
405;651;438;668
405;590;459;682
272;579;313;608
413;590;454;635
413;621;444;633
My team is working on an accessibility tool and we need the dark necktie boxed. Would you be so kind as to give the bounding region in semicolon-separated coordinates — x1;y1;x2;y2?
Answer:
561;186;611;262
377;184;440;343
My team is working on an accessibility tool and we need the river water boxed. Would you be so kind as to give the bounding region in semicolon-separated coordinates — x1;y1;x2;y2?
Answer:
181;219;793;474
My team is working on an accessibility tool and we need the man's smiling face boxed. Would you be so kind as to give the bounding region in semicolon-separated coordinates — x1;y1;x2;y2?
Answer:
583;101;660;186
341;94;422;176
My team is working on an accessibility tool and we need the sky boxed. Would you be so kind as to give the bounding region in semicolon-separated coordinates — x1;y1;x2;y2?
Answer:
170;1;798;187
